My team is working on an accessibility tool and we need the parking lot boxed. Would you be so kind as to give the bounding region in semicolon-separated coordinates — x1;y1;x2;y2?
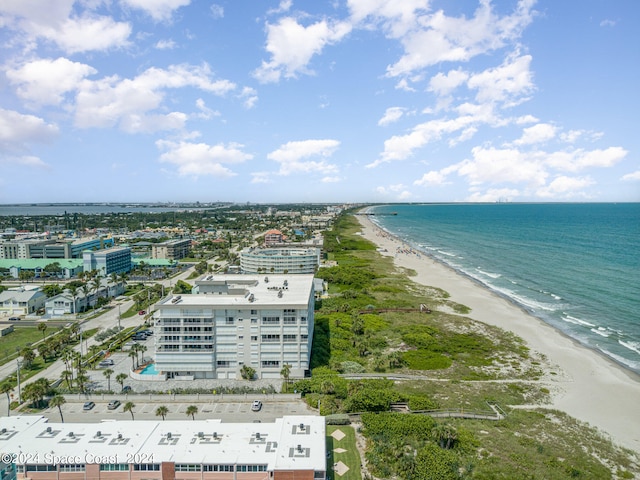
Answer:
44;397;316;423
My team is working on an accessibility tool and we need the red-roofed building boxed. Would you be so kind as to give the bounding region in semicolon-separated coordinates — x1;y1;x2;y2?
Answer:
264;229;285;246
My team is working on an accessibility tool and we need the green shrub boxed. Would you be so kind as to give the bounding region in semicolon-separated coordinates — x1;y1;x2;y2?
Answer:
403;350;452;370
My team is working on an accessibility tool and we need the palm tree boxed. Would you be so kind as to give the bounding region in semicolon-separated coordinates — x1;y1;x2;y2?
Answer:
49;395;66;422
60;370;73;389
20;347;35;369
0;381;13;416
186;405;198;420
280;364;291;392
129;350;138;369
155;405;169;420
103;368;114;391
123;401;135;420
68;284;79;315
76;373;89;393
432;423;458;450
37;322;47;339
115;373;127;390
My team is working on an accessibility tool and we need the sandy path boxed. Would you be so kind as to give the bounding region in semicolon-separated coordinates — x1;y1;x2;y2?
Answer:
356;213;640;454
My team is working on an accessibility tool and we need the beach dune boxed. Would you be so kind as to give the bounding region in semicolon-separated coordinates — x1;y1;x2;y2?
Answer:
356;214;640;454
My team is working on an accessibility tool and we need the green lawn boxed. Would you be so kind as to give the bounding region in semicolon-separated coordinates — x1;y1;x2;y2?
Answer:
0;326;42;365
326;425;362;480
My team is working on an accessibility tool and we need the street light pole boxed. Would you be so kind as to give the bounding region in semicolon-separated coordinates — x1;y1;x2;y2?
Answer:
118;305;121;330
16;359;22;404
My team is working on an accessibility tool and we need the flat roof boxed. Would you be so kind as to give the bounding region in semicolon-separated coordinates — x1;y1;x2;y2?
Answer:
0;416;325;471
159;274;315;308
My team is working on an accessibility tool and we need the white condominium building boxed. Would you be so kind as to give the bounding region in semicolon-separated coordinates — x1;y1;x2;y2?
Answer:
240;247;321;274
154;274;315;379
0;415;326;480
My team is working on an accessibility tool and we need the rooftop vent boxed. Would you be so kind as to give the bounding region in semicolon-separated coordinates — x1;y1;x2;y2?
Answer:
284;280;288;287
46;427;52;433
299;423;305;431
167;432;172;439
0;428;5;434
117;433;122;440
255;433;260;440
96;431;102;438
68;432;74;438
213;432;217;439
264;276;269;283
278;290;283;298
198;432;204;438
297;444;303;452
248;294;254;302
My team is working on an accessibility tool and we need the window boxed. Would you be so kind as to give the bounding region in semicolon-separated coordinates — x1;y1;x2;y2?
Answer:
262;316;280;324
261;360;280;367
261;334;280;343
236;465;268;472
226;316;234;325
217;360;231;367
301;334;308;341
100;464;129;471
60;464;86;472
25;465;56;472
283;316;297;324
251;335;258;341
133;464;160;471
301;316;307;324
175;464;201;472
283;334;297;343
203;465;234;472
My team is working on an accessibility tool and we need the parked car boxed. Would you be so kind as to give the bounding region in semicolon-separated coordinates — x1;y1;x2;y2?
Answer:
122;386;132;393
83;401;95;411
107;400;121;410
251;400;262;412
8;317;20;321
138;310;146;315
98;359;114;367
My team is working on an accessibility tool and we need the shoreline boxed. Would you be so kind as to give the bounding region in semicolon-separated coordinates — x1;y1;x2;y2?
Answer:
355;212;640;454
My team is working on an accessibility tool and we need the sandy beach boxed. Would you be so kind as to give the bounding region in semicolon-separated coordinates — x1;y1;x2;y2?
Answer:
356;213;640;454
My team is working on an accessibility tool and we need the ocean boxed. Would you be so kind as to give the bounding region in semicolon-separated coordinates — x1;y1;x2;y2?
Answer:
368;203;640;375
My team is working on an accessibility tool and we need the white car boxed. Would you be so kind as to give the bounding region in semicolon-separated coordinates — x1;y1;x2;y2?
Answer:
251;400;262;411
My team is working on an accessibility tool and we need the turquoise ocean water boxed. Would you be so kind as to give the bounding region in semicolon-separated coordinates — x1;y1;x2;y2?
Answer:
368;203;640;375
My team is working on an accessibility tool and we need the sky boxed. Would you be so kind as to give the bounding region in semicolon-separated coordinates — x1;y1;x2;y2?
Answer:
0;0;639;204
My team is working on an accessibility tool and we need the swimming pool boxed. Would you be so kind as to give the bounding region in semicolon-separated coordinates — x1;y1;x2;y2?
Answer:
140;363;161;375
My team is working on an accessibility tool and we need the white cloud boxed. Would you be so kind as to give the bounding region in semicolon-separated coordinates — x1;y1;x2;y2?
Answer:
428;68;469;97
156;140;252;177
600;19;616;27
456;146;548;187
253;17;351;83
621;170;640;182
536;175;594;198
513;123;556;145
375;183;412;199
38;15;132;54
348;0;430;37
251;172;272;184
74;64;236;132
210;4;224;19
515;114;538;124
370;113;481;167
0;108;59;152
467;53;534;106
378;107;405;126
267;139;340;176
120;0;191;22
384;0;536;77
6;57;96;106
268;0;292;15
414;170;448;186
155;39;176;49
466;187;520;202
544;147;627;172
321;176;341;183
239;87;258;109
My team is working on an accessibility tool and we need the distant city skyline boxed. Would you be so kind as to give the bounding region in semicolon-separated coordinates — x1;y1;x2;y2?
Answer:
1;1;638;203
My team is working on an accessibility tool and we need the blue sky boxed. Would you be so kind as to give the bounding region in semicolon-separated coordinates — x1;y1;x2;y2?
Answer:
0;0;638;203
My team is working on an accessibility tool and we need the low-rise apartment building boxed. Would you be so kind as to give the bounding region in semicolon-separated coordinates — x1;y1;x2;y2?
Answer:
154;274;314;380
83;246;132;275
151;238;191;260
0;415;325;480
